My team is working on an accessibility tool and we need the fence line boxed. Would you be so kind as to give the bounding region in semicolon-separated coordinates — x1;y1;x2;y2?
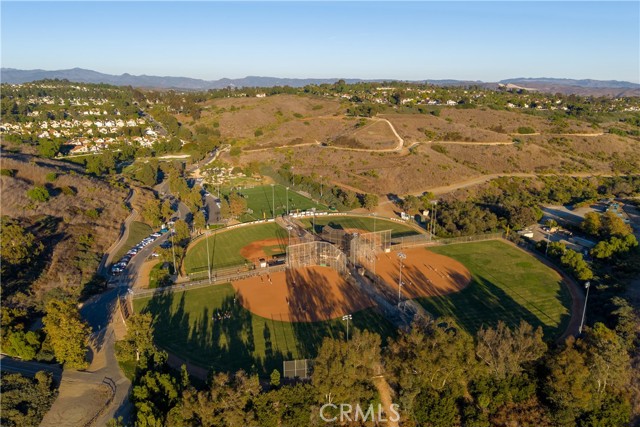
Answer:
132;264;288;299
392;232;504;249
82;377;116;427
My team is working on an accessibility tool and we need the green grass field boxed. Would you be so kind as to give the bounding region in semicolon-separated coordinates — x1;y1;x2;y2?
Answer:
133;284;396;375
424;240;571;339
300;215;420;238
225;185;328;222
113;221;153;261
183;222;287;274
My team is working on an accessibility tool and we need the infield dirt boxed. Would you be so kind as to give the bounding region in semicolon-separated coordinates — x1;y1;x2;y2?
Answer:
232;266;374;322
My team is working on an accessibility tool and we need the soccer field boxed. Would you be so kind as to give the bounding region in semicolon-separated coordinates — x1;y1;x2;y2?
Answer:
424;240;571;338
225;184;328;222
133;284;397;375
183;222;287;274
300;215;420;238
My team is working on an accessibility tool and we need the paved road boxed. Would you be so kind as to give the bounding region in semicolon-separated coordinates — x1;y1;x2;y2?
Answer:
203;193;221;224
0;355;63;382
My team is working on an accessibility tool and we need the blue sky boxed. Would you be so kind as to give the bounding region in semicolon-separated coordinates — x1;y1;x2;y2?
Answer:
2;1;639;82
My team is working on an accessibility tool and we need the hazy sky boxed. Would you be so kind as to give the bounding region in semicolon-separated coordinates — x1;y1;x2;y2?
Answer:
2;1;639;82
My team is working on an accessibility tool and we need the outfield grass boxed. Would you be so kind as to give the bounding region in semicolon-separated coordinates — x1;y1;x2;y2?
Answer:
183;222;287;274
133;284;396;375
225;185;328;222
113;221;153;261
300;215;420;238
424;240;571;339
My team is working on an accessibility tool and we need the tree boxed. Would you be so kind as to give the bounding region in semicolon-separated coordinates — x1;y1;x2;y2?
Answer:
26;186;50;202
193;211;206;233
161;200;175;222
580;323;631;399
142;198;163;227
135;163;157;186
560;249;593;281
312;330;381;405
386;318;475;420
0;222;43;266
173;219;190;247
228;192;248;218
581;212;601;236
42;299;90;369
600;211;633;238
545;338;594;425
116;313;164;369
269;369;281;389
476;321;546;380
0;371;56;427
507;205;542;230
362;193;379;210
37;140;61;158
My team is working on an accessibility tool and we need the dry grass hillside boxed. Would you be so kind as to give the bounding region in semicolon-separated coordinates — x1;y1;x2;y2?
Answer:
177;95;639;197
1;153;129;299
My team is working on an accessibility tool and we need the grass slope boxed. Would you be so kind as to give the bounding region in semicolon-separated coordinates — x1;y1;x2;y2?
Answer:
184;222;287;273
300;215;420;238
134;284;396;374
425;240;571;338
113;221;153;261
226;185;327;222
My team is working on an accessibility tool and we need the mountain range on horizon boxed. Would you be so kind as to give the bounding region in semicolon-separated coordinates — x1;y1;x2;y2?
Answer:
2;67;639;97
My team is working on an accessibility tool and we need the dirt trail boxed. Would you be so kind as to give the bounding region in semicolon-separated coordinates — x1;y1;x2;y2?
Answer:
372;376;399;427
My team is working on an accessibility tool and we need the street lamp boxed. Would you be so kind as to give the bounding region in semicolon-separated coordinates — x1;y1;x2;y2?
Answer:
342;314;352;341
397;252;406;307
286;186;289;216
579;281;591;334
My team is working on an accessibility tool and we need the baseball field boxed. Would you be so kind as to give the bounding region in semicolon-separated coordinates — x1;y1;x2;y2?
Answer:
423;240;571;337
133;284;397;374
183;222;288;274
153;213;571;375
224;184;328;222
300;215;420;237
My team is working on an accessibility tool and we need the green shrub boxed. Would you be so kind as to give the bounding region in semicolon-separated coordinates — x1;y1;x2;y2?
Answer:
61;186;77;196
84;209;100;219
431;144;448;155
26;186;50;202
254;129;263;137
0;169;15;177
45;172;57;182
517;126;536;134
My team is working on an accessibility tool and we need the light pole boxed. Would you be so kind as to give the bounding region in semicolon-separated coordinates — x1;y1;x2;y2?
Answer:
291;166;294;186
170;228;177;276
320;175;323;198
579;281;591;334
205;232;211;283
271;184;275;219
430;200;438;238
342;314;352;341
397;252;406;307
286;186;289;216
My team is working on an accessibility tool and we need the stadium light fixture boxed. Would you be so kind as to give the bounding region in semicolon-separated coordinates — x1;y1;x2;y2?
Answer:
342;314;353;341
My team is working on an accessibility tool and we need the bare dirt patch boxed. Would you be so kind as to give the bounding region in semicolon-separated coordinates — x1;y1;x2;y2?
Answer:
239;238;286;260
232;266;375;322
375;248;471;299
